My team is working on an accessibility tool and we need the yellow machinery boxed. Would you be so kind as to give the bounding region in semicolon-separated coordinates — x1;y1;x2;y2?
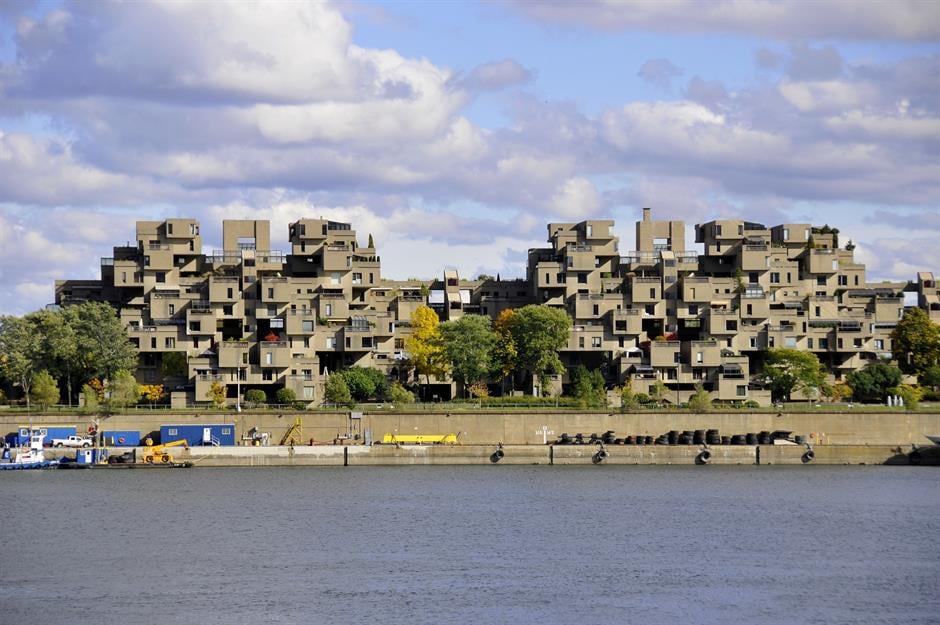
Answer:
141;439;189;464
279;417;303;446
381;433;459;445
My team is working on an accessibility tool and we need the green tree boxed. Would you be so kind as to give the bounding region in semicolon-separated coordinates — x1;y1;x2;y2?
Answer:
30;370;60;410
491;309;518;391
846;361;903;403
649;379;668;405
405;305;448;389
688;383;713;412
80;384;99;415
109;370;140;410
207;381;227;408
0;315;42;410
324;374;353;406
506;305;571;388
32;309;78;406
340;366;386;401
892;308;940;377
244;389;267;407
440;314;496;397
921;365;940;390
761;348;826;402
893;384;922;410
569;365;605;407
70;302;138;382
620;382;639;410
161;351;188;378
387;382;415;404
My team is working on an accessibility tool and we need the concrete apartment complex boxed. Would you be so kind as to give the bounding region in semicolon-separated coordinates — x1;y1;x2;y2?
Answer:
55;209;940;407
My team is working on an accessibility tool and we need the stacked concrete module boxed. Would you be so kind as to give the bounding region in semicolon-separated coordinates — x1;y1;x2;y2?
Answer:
54;209;937;407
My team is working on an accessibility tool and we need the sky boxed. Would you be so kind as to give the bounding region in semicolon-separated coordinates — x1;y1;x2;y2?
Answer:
0;0;938;315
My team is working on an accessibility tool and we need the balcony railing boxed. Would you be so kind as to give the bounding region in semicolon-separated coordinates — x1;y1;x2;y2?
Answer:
260;340;289;348
289;309;316;316
100;257;114;266
621;251;657;263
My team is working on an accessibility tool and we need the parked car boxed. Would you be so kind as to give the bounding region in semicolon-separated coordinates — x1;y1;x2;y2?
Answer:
50;435;93;448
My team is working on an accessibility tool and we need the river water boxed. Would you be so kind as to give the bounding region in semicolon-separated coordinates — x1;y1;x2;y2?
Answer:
1;466;937;625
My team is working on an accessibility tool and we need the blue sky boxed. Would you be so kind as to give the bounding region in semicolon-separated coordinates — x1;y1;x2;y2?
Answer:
0;0;938;314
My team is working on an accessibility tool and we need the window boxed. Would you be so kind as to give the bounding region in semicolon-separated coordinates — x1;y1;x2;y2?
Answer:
689;305;698;315
807;338;814;348
650;288;656;298
736;385;747;397
817;276;826;286
715;224;722;236
144;256;150;267
165;337;175;349
696;351;703;363
545;273;550;284
820;338;829;350
227;288;234;299
645;304;655;315
302;320;314;332
168;428;177;436
593;304;599;316
674;352;681;364
586;224;593;236
268;288;274;299
168;304;175;315
345;337;351;348
770;272;780;284
750;337;757;349
191;224;198;236
268;305;277;317
726;320;737;331
331;273;340;285
578;273;588;284
151;337;157;349
156;272;166;283
592;337;601;348
815;306;821;317
223;305;233;315
854;338;863;348
303;387;314;399
362;337;373;348
579;336;585;348
263;370;273;381
325;304;332;317
265;352;273;365
784;336;797;348
369;273;374;284
749;272;759;284
838;275;848;286
874;339;884;350
167;223;174;235
746;304;753;316
222;428;231;435
327;337;336;349
352;273;362;284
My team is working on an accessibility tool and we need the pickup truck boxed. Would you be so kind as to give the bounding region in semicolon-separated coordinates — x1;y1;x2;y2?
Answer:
50;435;94;448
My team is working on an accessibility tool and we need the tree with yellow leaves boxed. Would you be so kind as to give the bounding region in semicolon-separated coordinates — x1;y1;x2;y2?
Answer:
491;308;518;392
405;305;448;393
139;384;165;407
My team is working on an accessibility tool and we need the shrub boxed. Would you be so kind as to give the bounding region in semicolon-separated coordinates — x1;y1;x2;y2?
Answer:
244;389;267;407
276;388;297;405
387;382;415;404
30;370;60;410
847;362;903;403
893;384;922;410
324;375;353;407
687;384;712;412
80;384;99;415
339;366;386;401
207;381;227;409
743;400;761;409
620;383;639;410
109;370;140;410
635;393;652;405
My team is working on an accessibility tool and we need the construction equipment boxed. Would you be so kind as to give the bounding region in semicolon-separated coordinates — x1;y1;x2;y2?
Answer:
381;433;459;445
140;439;189;464
279;417;303;446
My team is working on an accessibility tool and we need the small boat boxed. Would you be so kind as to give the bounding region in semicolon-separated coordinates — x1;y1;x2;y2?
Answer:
0;433;61;470
926;435;940;446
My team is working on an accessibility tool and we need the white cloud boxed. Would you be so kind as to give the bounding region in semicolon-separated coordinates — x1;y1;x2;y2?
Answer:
509;0;940;41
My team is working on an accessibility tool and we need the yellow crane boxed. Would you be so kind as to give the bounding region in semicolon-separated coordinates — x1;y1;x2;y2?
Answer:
140;439;189;464
280;417;303;446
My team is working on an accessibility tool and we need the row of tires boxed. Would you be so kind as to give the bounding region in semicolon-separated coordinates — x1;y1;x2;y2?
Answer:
555;430;806;447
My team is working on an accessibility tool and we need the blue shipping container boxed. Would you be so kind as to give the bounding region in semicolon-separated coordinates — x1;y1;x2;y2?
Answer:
11;426;78;446
160;424;236;446
101;431;140;447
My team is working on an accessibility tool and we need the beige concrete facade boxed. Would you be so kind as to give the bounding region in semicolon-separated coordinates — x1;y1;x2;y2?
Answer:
55;210;937;407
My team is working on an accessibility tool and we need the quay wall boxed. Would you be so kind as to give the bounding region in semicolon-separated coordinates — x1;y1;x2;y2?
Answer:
5;411;939;447
174;443;938;466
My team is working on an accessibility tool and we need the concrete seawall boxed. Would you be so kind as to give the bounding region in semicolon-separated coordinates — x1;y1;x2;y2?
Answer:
8;410;940;447
170;443;939;467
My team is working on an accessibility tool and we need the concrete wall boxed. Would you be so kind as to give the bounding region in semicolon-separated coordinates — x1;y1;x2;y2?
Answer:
5;410;939;448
